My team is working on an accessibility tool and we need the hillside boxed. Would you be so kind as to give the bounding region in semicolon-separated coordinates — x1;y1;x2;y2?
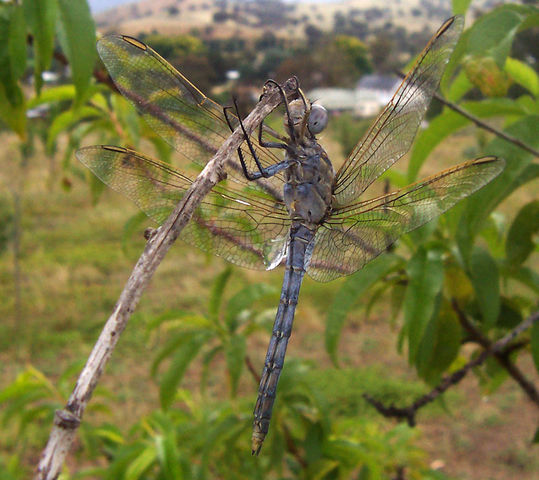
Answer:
95;0;469;39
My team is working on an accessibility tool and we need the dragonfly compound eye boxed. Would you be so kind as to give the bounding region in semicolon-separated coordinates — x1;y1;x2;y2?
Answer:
308;104;328;134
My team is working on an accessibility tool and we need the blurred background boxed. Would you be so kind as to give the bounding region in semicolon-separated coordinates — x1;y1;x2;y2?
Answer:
0;0;538;478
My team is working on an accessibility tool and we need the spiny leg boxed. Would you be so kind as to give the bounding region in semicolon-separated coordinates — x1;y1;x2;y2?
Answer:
263;79;297;144
223;101;292;181
296;87;311;141
223;101;269;180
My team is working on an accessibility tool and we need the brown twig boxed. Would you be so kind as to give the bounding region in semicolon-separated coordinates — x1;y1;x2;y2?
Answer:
452;300;539;405
364;309;539;425
245;355;261;383
397;70;539;158
35;77;299;480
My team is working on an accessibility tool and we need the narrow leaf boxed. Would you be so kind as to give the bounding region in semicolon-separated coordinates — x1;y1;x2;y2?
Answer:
468;248;500;329
408;99;525;182
0;5;26;136
125;446;157;480
23;0;57;93
466;7;523;67
27;85;77;108
225;282;275;331
225;335;246;396
403;247;444;364
452;0;472;16
47;106;101;151
506;57;539;97
159;334;206;410
416;303;462;383
57;0;96;104
506;200;539;266
208;267;232;324
325;254;400;366
155;434;183;480
457;115;539;260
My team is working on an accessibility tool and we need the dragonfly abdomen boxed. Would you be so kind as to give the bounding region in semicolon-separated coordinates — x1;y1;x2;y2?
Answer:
252;223;315;455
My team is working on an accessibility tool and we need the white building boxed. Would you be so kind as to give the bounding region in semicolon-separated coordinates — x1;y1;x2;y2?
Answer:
354;74;400;117
307;74;400;118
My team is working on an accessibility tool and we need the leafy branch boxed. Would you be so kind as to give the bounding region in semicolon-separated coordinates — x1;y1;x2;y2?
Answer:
397;70;539;158
364;309;539;426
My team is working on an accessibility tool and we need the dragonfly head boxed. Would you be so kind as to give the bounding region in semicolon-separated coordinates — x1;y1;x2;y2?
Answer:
286;99;328;141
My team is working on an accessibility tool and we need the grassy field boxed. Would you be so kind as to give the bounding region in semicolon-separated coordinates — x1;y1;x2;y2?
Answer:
0;125;537;478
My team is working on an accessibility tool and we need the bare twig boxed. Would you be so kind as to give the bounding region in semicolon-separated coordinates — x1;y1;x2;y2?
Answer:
397;70;539;158
452;301;539;405
364;309;539;425
245;355;261;383
35;77;299;480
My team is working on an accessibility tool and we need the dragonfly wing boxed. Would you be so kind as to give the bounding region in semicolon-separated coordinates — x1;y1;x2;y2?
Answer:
333;16;464;207
309;156;504;282
76;146;290;270
97;35;285;198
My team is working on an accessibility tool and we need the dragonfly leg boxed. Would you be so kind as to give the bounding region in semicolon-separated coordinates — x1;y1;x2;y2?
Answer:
223;101;292;181
223;104;265;180
263;79;297;144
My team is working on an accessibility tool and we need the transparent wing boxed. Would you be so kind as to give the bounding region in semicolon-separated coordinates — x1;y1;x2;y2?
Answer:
309;156;504;281
97;35;285;200
333;16;464;207
76;146;290;270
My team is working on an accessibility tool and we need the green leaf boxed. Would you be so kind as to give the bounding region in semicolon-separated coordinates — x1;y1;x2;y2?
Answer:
468;248;500;329
27;85;77;109
200;414;240;476
225;282;275;332
408;99;525;182
155;434;182;480
57;0;96;105
403;247;444;364
151;328;207;376
466;7;523;67
208;267;232;325
23;0;57;93
496;297;523;329
225;334;246;396
125;445;157;480
7;4;26;81
532;319;539;374
457;115;539;260
506;200;539;266
0;4;26;136
325;254;400;366
201;344;222;393
452;0;472;16
416;303;462;384
47;106;101;151
159;334;207;410
506;57;539;97
447;70;474;102
508;266;539;295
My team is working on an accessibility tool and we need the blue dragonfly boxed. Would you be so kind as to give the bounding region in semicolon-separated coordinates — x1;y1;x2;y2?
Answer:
77;15;504;454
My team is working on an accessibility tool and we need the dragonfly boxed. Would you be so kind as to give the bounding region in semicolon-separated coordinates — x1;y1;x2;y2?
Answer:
77;15;504;455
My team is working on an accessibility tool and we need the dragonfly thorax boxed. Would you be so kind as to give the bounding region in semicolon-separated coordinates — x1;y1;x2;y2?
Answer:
283;143;335;224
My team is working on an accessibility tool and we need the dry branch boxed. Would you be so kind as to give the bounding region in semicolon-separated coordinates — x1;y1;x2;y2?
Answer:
364;309;539;426
34;77;298;480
